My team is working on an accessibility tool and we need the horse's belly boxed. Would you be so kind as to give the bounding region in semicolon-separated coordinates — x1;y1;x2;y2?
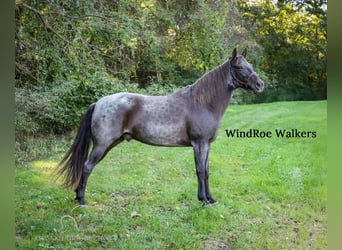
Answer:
133;120;189;146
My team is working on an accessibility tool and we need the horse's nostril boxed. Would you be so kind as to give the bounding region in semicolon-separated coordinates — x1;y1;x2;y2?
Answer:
256;80;264;92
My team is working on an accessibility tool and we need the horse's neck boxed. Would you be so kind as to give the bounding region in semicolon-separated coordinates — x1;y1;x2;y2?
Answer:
207;62;234;117
211;86;234;118
180;60;234;116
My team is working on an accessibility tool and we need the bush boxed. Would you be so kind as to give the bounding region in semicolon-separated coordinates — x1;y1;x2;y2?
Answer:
15;88;50;138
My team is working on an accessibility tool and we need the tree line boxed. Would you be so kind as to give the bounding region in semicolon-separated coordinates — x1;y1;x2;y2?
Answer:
15;0;326;161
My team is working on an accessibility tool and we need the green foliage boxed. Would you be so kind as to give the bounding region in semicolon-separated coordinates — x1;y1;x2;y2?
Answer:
167;1;229;72
15;101;327;249
238;0;327;101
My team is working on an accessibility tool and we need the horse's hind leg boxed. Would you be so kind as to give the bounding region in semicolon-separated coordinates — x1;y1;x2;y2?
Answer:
75;145;106;205
75;139;123;205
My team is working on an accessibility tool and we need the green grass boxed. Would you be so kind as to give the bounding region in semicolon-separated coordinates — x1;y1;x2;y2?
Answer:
15;100;327;249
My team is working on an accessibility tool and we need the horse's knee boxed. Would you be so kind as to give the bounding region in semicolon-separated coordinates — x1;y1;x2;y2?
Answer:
196;170;205;179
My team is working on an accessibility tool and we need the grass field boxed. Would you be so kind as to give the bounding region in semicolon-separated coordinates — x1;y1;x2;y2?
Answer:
15;100;327;249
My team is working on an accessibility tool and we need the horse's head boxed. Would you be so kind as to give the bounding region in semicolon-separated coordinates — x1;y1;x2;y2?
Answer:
229;48;264;93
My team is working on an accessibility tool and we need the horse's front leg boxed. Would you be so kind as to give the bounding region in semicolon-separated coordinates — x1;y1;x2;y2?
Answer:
192;140;216;205
204;161;216;204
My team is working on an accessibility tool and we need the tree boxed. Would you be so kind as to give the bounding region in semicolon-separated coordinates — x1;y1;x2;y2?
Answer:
238;0;327;101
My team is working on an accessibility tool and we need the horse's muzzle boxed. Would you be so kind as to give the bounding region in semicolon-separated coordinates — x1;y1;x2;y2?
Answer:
254;79;264;93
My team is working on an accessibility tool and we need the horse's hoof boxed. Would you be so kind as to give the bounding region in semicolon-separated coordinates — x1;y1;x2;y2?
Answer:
208;198;217;204
74;197;86;206
210;200;219;206
202;200;218;208
71;204;88;212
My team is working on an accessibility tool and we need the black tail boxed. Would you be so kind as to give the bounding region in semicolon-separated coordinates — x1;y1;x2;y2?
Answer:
56;103;96;190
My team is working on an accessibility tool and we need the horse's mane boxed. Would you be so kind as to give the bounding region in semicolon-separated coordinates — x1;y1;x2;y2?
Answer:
188;60;230;105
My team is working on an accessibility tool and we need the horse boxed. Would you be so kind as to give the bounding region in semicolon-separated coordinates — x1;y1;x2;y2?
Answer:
56;48;264;206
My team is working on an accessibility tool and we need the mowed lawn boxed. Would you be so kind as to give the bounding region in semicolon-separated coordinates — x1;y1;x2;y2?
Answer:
15;100;327;249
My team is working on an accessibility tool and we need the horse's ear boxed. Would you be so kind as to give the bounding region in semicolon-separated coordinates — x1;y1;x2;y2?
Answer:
231;48;237;61
242;48;247;58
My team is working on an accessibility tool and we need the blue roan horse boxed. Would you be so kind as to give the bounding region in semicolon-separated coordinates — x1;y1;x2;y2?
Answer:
57;48;264;206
